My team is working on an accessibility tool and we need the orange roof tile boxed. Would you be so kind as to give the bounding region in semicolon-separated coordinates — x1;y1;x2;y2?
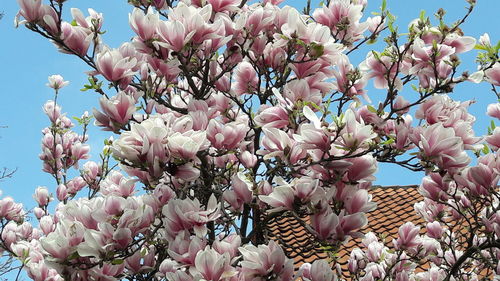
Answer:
266;185;424;277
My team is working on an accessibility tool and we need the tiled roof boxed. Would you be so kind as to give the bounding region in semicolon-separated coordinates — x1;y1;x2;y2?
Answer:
266;185;424;278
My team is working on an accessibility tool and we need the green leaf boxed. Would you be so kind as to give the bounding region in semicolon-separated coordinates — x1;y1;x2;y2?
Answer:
495;40;500;52
367;105;378;113
482;144;490;155
474;44;488;51
419;10;426;22
111;259;124;265
381;0;386;11
70;19;78;26
310;42;324;58
381;138;395;145
68;252;80;260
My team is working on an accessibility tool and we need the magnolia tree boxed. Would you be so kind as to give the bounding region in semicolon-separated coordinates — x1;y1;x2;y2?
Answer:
2;0;500;280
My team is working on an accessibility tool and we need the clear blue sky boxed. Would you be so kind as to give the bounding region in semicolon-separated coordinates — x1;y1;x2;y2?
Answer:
1;0;500;280
1;0;499;222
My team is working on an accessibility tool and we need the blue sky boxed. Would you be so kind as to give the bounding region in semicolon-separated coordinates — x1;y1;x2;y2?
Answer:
1;0;500;222
1;0;500;279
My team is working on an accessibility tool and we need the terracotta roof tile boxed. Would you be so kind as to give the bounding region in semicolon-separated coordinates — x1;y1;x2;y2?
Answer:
266;185;424;278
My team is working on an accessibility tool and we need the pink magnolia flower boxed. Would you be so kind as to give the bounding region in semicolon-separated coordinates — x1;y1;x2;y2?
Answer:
443;34;476;54
333;55;368;99
260;128;306;164
415;95;475;127
16;0;42;23
33;186;51;207
487;103;500;119
259;182;295;211
486;127;500;151
360;51;402;90
336;109;377;151
367;16;384;33
394;222;422;250
311;207;339;240
129;7;159;41
71;8;103;32
300;260;337;281
233;61;258;95
167;131;208;160
241;6;275;36
46;75;69;90
192;246;236;280
312;0;368;45
162;195;220;238
411;123;470;172
426;221;443;239
206;120;247;150
60;22;93;56
213;234;241;259
202;0;238;13
239;241;294;281
95;47;137;83
112;116;169;170
0;197;24;222
344;155;378;183
100;171;137;197
254;105;289;129
156;20;194;52
239;151;257;168
344;189;376;214
94;92;136;130
419;173;452;201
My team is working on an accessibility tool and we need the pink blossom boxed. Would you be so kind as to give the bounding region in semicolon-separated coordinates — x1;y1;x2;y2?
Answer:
0;197;24;222
239;241;293;281
94;92;136;129
260;128;306;164
487;103;500;119
367;16;384;33
426;221;443;239
486;127;500;151
360;52;402;89
60;22;93;56
16;0;42;23
254;105;289;129
167;131;208;160
46;75;69;90
193;246;236;280
162;195;219;238
300;260;337;281
233;61;258;95
336;109;377;151
156;20;194;52
129;8;159;41
411;123;470;172
419;173;452;201
71;8;103;32
213;234;241;259
443;34;476;54
312;0;368;45
333;55;368;98
33;186;51;207
344;189;376;214
415;95;474;127
206;120;247;150
259;185;295;211
96;48;137;83
394;222;422;250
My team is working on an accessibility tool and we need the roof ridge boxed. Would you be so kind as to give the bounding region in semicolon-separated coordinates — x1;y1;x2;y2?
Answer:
371;184;419;189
